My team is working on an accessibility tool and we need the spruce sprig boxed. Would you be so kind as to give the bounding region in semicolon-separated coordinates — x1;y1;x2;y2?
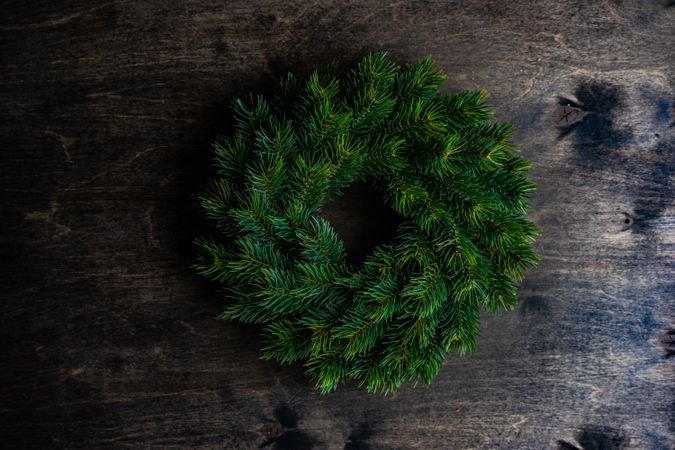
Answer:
195;52;538;394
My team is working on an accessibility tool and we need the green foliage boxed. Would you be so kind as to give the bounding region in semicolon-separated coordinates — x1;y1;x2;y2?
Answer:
195;52;538;394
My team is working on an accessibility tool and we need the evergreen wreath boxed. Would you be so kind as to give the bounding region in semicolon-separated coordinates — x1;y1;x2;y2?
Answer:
195;52;538;394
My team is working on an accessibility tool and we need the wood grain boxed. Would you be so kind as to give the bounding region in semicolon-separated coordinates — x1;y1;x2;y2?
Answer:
1;0;673;448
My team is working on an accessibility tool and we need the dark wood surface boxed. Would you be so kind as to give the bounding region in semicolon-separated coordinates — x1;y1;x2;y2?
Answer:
2;1;674;448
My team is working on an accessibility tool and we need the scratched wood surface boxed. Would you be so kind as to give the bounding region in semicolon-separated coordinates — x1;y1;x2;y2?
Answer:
1;1;674;449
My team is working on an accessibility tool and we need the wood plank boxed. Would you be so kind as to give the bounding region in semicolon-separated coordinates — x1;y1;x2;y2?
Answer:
1;0;673;448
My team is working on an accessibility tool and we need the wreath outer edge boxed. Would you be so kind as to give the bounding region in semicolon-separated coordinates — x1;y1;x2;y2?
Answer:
195;51;539;394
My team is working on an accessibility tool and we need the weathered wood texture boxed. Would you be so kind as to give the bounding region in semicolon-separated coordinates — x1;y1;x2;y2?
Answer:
1;1;674;448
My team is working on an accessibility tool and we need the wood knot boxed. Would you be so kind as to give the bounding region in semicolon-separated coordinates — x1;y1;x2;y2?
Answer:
619;212;634;231
659;329;675;358
256;422;282;437
555;99;585;126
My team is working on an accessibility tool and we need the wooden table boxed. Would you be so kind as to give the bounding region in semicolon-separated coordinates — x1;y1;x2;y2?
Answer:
2;1;673;448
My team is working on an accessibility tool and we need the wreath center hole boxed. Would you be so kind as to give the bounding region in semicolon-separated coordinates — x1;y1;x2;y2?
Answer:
318;182;401;266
